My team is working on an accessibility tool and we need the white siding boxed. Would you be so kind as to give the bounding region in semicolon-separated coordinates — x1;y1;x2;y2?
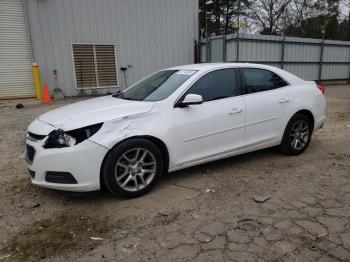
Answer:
25;0;198;96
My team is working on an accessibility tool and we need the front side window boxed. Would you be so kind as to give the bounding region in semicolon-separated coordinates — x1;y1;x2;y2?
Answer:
241;68;287;94
114;70;196;101
186;69;237;102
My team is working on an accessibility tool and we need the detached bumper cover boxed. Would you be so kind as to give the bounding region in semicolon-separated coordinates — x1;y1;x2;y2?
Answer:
25;119;108;192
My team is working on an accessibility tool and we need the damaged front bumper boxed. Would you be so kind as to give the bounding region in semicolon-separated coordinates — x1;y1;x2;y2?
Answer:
25;119;108;192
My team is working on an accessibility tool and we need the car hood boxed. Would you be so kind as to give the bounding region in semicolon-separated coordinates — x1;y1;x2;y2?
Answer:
38;95;154;130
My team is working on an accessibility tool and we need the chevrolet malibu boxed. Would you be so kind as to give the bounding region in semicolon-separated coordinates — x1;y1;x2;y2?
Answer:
25;63;326;197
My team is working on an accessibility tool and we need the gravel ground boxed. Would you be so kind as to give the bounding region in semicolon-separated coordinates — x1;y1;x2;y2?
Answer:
0;85;349;262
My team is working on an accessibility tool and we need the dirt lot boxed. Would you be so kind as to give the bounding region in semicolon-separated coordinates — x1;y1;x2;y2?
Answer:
0;85;349;262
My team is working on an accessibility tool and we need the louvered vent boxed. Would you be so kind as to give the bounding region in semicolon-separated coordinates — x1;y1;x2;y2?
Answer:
72;44;117;89
96;45;117;87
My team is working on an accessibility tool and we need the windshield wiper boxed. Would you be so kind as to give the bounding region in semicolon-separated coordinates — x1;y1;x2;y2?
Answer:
112;90;122;98
121;97;137;101
112;90;141;101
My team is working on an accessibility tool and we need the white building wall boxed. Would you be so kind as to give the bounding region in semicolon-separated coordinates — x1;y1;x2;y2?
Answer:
25;0;198;96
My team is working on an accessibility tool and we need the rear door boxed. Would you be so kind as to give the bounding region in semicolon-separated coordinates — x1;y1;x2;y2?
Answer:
170;68;245;166
240;67;291;148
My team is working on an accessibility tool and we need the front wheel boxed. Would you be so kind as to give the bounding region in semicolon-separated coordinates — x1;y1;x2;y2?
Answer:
279;113;312;155
102;138;164;198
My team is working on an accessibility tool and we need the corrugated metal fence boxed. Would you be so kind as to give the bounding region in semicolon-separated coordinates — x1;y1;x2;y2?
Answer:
200;33;350;81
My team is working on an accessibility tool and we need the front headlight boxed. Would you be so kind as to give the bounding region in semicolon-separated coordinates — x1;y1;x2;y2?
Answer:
44;123;103;148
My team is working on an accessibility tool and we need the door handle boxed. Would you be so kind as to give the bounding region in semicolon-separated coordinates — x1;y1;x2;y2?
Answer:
279;98;290;103
229;108;242;115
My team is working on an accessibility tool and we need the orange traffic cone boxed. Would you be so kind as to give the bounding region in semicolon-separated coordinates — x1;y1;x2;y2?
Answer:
41;82;52;104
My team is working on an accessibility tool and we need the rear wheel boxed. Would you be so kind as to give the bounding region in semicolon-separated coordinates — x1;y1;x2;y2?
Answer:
279;113;312;155
102;138;163;198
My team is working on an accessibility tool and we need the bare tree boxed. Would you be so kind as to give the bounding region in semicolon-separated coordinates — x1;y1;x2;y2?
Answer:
199;0;348;39
283;0;320;36
248;0;292;34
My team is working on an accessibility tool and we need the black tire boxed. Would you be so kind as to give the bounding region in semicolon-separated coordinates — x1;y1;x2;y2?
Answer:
102;138;163;198
279;113;312;155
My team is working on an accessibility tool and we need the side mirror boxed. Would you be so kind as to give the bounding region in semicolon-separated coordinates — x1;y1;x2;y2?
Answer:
177;94;203;108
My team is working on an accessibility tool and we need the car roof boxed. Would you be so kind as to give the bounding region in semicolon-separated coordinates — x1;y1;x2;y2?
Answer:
168;63;240;71
168;62;282;71
167;63;306;85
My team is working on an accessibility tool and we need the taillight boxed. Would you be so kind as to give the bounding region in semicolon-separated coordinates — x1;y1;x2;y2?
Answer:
317;85;326;94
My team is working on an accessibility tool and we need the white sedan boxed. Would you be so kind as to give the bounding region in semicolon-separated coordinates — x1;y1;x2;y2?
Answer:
25;63;326;197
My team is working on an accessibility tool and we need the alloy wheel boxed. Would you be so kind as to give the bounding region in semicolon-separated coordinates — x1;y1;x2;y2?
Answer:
290;120;310;150
115;148;156;192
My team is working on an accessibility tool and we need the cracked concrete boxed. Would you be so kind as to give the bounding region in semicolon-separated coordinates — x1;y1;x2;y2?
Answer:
0;85;349;261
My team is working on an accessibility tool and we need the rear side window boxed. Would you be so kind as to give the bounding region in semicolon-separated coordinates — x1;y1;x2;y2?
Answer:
241;68;287;94
187;69;237;102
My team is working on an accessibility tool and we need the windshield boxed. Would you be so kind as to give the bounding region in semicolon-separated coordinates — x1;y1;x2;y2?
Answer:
113;70;196;101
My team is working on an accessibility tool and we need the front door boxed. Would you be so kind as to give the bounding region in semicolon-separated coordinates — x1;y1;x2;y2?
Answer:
170;68;245;167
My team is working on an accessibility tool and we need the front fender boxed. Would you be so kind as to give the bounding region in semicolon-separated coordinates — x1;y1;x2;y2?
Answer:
89;110;169;150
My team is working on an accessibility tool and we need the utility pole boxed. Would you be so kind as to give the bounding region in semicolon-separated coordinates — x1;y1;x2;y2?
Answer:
205;1;210;62
223;2;229;62
318;0;327;81
236;0;241;62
